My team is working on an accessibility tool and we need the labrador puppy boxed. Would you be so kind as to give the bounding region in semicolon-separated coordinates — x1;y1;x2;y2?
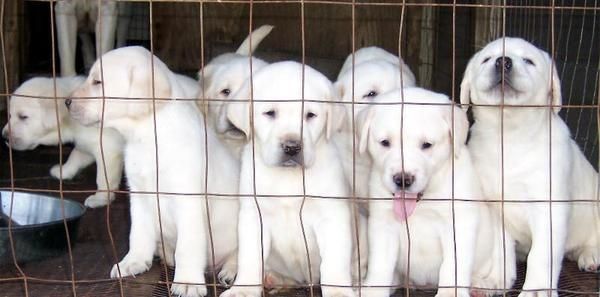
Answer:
67;46;239;297
334;51;417;200
219;61;356;297
197;25;273;158
1;76;124;208
461;37;600;296
358;87;516;297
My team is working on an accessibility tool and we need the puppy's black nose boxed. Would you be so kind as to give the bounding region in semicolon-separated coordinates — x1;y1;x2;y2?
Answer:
1;129;7;140
65;98;72;109
495;56;513;73
393;173;415;189
282;140;302;156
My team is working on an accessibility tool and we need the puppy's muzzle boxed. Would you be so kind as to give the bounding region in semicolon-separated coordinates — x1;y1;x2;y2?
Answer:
495;56;513;75
280;139;303;167
393;172;415;190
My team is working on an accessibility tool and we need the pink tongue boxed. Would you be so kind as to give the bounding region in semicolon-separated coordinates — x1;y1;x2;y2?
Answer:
393;192;419;221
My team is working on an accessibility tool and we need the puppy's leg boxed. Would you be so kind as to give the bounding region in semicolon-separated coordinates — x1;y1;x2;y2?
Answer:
315;204;355;297
361;209;400;297
54;1;78;77
220;201;270;297
171;198;208;297
218;253;238;285
85;147;123;208
519;204;568;297
436;204;478;297
50;148;94;180
110;194;156;278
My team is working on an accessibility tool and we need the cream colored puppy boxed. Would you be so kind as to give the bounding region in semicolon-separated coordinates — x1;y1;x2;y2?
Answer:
197;25;273;158
358;88;516;296
359;88;516;297
1;76;124;208
220;61;355;297
67;46;239;297
461;37;600;297
334;50;416;200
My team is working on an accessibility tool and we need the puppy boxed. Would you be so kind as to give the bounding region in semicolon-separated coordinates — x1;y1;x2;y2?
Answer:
333;49;417;200
198;25;273;157
461;37;600;296
55;0;130;76
1;76;124;208
359;88;516;297
219;61;355;297
67;46;239;297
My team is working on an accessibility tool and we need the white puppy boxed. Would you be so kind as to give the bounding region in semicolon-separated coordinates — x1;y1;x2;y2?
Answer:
333;48;417;200
55;0;130;76
67;46;239;297
220;61;355;297
1;76;124;208
358;88;516;297
461;37;600;296
198;25;273;157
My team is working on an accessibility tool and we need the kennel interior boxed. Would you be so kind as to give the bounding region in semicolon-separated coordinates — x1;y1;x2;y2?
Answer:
0;0;599;296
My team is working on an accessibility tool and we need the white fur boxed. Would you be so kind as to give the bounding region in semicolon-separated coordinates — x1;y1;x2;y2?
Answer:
68;46;239;297
55;0;130;76
461;37;600;297
219;61;357;297
359;88;516;297
1;76;124;208
333;48;417;200
197;25;273;158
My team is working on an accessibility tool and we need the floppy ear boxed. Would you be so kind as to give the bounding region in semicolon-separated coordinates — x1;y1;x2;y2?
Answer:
225;102;250;139
332;80;345;100
547;54;562;113
444;104;469;159
356;106;375;155
215;102;231;133
127;61;172;117
459;54;477;111
325;102;345;140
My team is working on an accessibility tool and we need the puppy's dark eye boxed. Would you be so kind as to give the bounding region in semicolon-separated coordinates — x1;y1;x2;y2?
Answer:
421;142;433;150
380;139;390;148
92;79;102;85
220;88;231;96
482;57;491;64
363;90;378;99
523;58;535;66
18;114;28;121
263;110;276;118
306;112;317;120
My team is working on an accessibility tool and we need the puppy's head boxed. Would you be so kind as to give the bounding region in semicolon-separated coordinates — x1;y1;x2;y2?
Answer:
68;46;174;127
2;77;81;150
226;61;342;168
460;37;561;113
334;60;416;130
357;87;468;220
198;55;268;137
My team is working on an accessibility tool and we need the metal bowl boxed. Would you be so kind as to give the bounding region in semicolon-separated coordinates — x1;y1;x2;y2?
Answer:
0;191;85;265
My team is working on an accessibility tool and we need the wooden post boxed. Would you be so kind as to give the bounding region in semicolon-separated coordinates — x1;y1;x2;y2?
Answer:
0;0;21;111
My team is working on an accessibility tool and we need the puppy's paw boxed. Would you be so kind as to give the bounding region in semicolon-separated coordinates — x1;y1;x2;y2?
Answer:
218;266;237;286
576;248;600;272
110;256;151;278
171;283;207;297
50;164;77;180
84;193;114;208
321;287;356;297
219;287;261;297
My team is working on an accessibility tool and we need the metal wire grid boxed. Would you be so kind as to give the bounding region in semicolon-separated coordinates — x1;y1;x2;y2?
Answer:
0;0;598;297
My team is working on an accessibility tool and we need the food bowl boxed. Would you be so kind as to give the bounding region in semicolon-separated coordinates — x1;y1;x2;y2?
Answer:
0;191;85;265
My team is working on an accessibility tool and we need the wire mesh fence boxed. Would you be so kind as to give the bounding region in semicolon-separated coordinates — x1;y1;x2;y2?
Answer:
0;1;599;297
